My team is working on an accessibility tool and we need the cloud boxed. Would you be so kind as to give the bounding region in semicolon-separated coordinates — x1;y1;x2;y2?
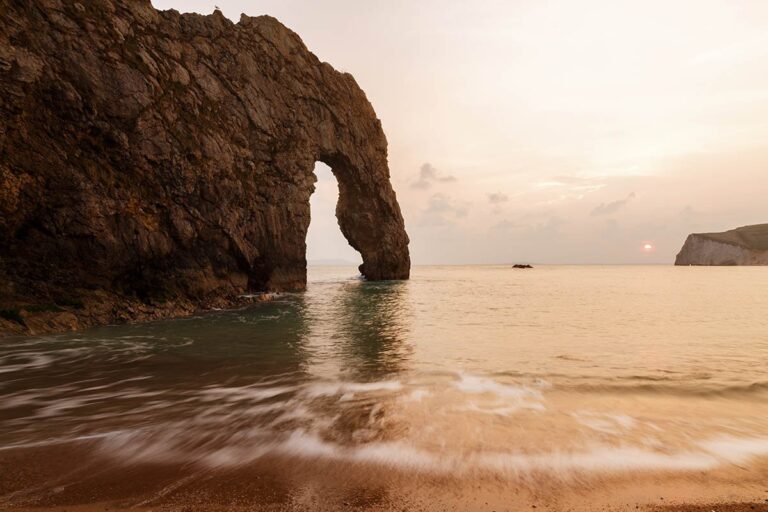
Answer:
488;192;509;204
535;175;607;196
590;192;636;217
538;175;600;187
549;175;592;185
412;163;456;190
419;193;469;226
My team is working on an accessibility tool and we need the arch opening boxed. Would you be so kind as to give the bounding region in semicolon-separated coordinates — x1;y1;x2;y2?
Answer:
306;161;363;270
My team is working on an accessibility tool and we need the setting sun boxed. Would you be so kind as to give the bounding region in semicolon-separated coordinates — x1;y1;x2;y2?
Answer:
643;243;654;251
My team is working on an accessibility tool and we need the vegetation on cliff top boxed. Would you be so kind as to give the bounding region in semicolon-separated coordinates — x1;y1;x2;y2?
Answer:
695;224;768;251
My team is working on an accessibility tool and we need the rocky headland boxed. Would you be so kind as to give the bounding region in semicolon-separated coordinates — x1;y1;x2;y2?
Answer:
0;1;410;335
675;224;768;266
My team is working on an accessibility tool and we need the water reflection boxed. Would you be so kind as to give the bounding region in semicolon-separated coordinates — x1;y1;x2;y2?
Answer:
334;281;413;380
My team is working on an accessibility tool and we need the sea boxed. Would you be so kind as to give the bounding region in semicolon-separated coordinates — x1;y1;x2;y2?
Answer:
1;265;768;509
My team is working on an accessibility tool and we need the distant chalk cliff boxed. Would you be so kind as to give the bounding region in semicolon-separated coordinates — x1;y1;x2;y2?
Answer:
675;224;768;266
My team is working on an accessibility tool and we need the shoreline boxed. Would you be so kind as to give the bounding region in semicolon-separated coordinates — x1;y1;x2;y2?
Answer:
5;265;766;338
8;503;768;512
2;441;767;511
0;291;279;339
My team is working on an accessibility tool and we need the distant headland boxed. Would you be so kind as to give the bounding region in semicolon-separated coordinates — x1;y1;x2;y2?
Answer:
675;224;768;266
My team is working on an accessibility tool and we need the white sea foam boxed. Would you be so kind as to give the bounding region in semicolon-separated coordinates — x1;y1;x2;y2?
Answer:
572;412;637;434
0;390;45;409
403;389;430;402
461;401;544;417
698;436;768;463
88;413;768;479
277;429;342;458
0;429;136;452
453;373;542;400
303;380;402;398
229;436;751;475
350;441;440;472
99;429;185;464
0;352;54;374
478;445;720;474
271;435;768;476
202;445;271;467
200;385;297;402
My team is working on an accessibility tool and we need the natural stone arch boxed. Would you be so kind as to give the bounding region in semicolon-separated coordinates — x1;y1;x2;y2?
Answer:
317;151;410;281
258;142;411;292
0;1;410;333
216;13;411;292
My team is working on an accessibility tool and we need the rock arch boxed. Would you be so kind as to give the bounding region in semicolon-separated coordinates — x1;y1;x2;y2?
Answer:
0;1;409;332
316;150;410;282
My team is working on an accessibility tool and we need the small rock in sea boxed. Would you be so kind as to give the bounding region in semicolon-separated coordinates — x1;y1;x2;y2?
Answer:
513;264;533;269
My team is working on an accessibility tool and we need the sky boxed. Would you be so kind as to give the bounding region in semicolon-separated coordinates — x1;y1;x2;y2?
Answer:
153;0;768;264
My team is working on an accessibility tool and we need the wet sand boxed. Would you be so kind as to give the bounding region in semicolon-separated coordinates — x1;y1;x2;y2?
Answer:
2;441;768;512
9;504;768;512
654;505;768;512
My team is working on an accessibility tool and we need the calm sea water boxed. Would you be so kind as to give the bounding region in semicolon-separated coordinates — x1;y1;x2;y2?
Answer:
2;265;768;483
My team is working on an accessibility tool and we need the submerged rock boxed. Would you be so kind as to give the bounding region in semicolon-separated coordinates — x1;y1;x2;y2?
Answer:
0;1;410;334
675;224;768;266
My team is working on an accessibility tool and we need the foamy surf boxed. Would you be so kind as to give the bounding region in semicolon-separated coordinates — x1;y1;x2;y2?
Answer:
7;371;740;481
6;369;768;480
92;423;768;479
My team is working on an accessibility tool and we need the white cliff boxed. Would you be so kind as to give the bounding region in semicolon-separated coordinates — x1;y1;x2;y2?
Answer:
675;224;768;266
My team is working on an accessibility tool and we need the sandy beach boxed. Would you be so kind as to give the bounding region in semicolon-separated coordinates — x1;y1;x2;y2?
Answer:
2;439;768;511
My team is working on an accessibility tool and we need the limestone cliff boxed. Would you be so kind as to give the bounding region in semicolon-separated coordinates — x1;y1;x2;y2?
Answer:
675;224;768;266
0;0;410;335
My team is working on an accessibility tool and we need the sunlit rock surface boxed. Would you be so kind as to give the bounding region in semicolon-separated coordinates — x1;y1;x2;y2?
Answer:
675;224;768;266
0;0;409;335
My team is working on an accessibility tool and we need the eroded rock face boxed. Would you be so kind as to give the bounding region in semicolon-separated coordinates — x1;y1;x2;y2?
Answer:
0;0;410;334
675;224;768;266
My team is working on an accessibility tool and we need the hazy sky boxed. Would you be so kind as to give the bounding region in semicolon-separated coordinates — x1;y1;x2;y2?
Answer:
154;0;768;264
